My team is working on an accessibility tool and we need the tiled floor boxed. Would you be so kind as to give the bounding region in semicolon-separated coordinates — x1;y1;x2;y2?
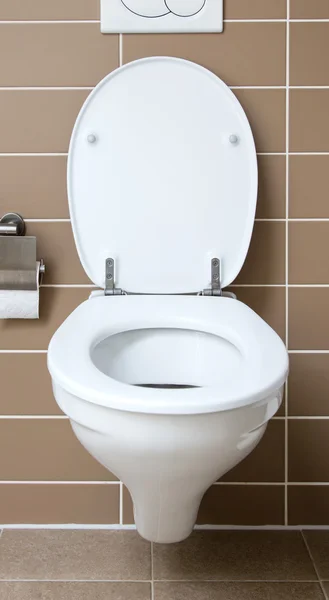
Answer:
0;529;328;599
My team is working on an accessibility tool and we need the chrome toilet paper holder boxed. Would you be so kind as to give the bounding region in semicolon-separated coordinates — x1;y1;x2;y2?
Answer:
0;213;46;291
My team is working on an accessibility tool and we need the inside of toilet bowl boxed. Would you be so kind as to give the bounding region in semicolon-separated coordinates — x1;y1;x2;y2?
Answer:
91;328;242;389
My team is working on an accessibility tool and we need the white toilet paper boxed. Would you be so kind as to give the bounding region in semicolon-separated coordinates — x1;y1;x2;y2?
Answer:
0;261;40;319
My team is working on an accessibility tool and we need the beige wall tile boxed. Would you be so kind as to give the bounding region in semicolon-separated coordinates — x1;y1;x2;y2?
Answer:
225;0;286;19
0;90;88;153
153;532;314;580
234;222;285;285
221;420;285;482
289;156;329;218
291;23;329;86
0;157;69;219
288;354;329;416
289;487;329;525
197;485;284;525
0;530;151;579
0;484;119;524
289;420;329;482
290;0;329;19
0;288;90;350
289;222;329;284
256;156;286;219
0;419;115;480
234;90;286;152
154;582;323;600
289;288;329;350
290;90;329;152
229;287;286;341
0;582;151;600
0;24;118;87
25;222;91;284
123;24;286;86
0;353;61;415
0;0;99;20
123;485;134;524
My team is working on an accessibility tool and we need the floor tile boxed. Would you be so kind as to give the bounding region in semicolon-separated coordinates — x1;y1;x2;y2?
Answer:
0;582;151;600
304;532;329;579
154;582;325;600
153;531;316;581
0;531;151;581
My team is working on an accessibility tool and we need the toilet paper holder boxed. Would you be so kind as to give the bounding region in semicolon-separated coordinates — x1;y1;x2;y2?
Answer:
0;213;46;291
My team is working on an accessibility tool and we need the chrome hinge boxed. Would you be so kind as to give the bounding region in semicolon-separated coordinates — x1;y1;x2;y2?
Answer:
200;258;222;297
104;258;126;296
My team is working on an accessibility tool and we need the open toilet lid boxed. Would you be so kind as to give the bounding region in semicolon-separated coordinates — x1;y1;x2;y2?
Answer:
68;57;258;294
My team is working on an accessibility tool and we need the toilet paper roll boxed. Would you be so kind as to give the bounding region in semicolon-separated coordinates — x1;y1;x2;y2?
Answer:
0;261;40;319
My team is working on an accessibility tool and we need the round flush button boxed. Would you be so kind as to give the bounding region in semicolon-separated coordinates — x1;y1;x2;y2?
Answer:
121;0;169;17
165;0;205;17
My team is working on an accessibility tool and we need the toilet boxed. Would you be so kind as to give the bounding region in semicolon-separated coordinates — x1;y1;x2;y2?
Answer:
47;57;289;543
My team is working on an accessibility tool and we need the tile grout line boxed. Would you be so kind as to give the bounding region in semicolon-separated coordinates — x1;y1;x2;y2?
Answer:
301;531;328;599
3;481;329;486
284;0;290;527
0;18;329;23
0;580;313;585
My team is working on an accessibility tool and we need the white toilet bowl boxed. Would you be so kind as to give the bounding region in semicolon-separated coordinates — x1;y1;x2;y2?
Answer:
47;57;289;542
49;294;287;543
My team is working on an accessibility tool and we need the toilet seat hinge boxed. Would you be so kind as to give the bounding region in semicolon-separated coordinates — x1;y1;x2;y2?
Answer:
200;258;222;297
104;258;126;296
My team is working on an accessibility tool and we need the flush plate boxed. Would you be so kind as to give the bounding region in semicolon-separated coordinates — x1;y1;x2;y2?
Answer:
101;0;223;33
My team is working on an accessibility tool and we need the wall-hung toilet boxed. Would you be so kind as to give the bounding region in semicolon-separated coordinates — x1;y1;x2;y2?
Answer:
47;57;289;544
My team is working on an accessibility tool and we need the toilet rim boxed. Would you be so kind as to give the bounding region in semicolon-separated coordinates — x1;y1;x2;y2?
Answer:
48;295;289;415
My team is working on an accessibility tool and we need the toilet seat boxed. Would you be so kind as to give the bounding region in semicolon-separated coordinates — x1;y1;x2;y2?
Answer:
48;294;288;415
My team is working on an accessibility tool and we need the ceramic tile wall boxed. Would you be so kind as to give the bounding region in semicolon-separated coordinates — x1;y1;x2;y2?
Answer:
0;0;328;526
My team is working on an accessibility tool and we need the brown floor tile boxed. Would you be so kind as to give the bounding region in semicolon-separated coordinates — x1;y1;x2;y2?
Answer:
0;90;88;153
290;0;329;19
153;531;316;581
289;420;329;482
0;484;119;524
288;354;329;416
0;288;90;350
0;24;118;86
25;222;91;285
0;353;61;415
225;0;286;19
289;156;329;218
304;531;329;579
289;487;329;525
0;582;151;600
234;89;286;153
0;0;99;20
291;23;329;87
289;288;329;350
123;24;286;86
0;419;114;480
256;155;286;219
154;582;324;600
220;420;285;482
0;156;69;219
197;485;284;525
0;530;151;580
290;90;329;152
289;222;329;284
234;222;285;285
229;286;286;341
